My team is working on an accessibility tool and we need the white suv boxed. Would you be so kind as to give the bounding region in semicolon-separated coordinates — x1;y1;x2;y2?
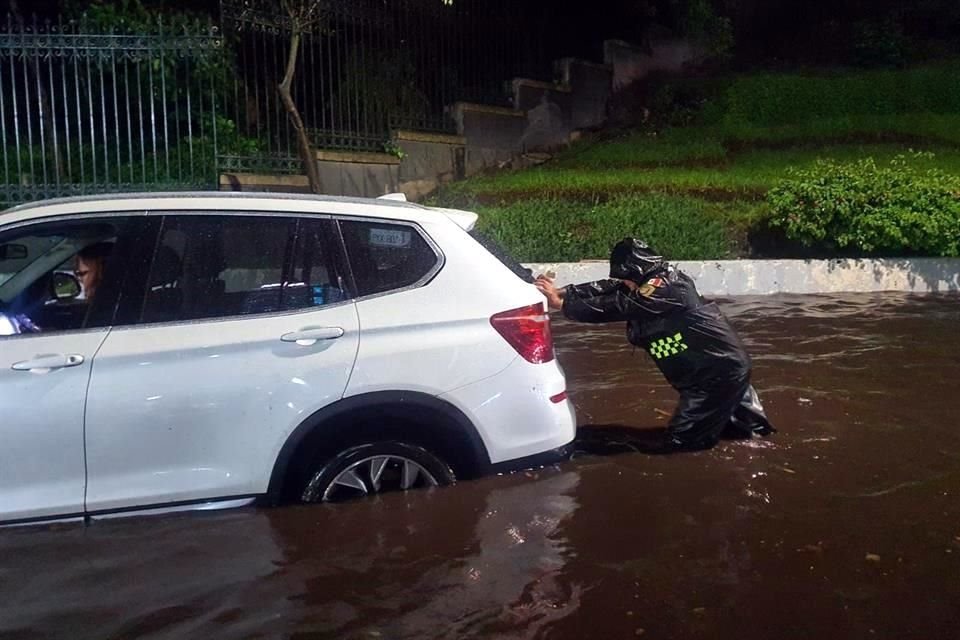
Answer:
0;192;575;525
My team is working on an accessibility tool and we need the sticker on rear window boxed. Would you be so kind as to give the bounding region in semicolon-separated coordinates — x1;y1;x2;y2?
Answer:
369;227;411;248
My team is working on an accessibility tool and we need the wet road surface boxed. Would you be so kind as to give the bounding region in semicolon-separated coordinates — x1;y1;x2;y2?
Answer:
2;293;959;639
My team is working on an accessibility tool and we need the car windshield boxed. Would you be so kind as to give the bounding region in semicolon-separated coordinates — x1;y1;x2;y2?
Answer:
0;235;64;288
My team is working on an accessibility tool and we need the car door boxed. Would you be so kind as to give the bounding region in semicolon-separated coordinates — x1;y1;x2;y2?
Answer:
0;215;143;523
84;212;360;512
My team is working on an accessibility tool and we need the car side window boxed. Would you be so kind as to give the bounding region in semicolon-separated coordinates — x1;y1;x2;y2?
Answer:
0;218;136;337
338;219;439;297
140;215;348;324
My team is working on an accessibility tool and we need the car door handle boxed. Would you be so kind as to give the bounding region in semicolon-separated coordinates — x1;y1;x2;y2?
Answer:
280;327;345;346
11;353;85;372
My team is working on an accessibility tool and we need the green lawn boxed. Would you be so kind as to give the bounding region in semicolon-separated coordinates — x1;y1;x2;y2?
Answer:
443;137;960;204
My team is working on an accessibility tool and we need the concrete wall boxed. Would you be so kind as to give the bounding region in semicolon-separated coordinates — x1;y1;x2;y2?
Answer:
513;80;574;152
446;56;617;177
221;151;399;197
524;259;960;296
395;130;466;201
315;151;399;197
451;102;528;176
219;173;310;193
556;58;613;130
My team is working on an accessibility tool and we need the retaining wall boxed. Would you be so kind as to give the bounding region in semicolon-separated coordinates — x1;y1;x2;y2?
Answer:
524;259;960;295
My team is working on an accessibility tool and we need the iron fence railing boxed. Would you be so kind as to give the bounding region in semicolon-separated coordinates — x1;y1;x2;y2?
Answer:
1;2;552;206
220;0;548;155
0;14;223;207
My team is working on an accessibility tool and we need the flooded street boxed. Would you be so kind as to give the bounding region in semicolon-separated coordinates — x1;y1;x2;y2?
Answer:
2;293;959;639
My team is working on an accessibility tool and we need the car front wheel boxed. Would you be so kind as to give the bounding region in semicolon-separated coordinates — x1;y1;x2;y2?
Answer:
301;441;456;503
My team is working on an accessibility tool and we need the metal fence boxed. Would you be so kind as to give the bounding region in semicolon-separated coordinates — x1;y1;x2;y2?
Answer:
220;0;549;162
0;15;224;207
1;1;553;205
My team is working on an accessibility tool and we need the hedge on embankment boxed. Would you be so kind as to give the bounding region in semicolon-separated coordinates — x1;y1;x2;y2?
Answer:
472;195;741;262
768;153;960;257
713;63;960;129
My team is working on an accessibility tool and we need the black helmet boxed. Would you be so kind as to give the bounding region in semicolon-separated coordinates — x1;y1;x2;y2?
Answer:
609;238;665;282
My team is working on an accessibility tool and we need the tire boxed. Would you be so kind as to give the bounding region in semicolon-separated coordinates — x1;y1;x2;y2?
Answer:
300;441;456;503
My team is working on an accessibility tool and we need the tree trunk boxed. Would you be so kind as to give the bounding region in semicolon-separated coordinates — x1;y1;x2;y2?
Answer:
278;28;322;193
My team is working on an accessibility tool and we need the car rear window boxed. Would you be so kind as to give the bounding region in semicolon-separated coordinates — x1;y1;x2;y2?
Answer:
469;230;534;283
339;220;439;296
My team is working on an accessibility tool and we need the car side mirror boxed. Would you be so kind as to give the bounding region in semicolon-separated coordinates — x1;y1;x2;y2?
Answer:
53;271;81;301
0;243;28;261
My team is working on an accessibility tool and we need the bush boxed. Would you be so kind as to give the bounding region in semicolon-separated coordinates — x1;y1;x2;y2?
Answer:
719;62;960;128
472;195;734;262
767;153;960;256
646;75;729;128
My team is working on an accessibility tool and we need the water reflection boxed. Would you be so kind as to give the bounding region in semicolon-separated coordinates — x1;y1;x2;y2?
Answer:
0;471;582;639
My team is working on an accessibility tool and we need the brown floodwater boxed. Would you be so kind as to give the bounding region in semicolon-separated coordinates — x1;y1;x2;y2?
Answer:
2;293;959;640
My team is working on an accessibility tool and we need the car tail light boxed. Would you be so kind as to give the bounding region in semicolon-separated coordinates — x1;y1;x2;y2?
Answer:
490;303;555;364
549;391;568;403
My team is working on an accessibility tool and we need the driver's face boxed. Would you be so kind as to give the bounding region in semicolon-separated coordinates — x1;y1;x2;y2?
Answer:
75;256;102;299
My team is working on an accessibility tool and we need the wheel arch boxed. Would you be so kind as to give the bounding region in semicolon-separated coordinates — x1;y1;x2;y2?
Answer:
265;390;491;504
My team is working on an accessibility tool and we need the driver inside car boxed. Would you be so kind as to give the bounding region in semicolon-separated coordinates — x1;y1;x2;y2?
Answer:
74;242;113;303
0;239;114;336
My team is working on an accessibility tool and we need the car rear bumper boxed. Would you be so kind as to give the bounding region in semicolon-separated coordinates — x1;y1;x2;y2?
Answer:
438;357;577;467
486;440;574;474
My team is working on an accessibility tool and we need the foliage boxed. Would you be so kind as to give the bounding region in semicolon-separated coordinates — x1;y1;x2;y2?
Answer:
337;49;430;132
552;118;960;171
437;60;960;260
67;0;211;32
552;130;727;169
675;0;960;66
63;0;237;129
643;61;960;133
680;0;734;63
1;115;259;190
767;153;960;256
382;141;407;159
470;195;735;262
717;62;960;128
851;16;908;68
645;75;728;127
440;138;960;205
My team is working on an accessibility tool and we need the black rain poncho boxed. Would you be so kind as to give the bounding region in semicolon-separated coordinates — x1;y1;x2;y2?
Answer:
561;241;773;448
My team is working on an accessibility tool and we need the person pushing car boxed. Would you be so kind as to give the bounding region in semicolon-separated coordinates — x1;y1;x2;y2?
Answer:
535;237;775;451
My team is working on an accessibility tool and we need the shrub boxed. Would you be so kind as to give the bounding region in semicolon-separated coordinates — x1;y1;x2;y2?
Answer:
647;76;729;128
767;153;960;256
472;195;734;262
719;62;960;128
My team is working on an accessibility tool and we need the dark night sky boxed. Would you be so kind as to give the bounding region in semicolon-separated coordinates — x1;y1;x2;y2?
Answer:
2;0;957;67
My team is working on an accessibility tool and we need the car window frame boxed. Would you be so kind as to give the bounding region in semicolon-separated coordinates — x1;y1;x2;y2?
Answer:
112;210;355;331
333;215;444;303
0;212;152;339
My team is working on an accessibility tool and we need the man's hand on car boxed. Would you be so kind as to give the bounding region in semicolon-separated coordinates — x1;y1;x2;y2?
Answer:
535;275;564;310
